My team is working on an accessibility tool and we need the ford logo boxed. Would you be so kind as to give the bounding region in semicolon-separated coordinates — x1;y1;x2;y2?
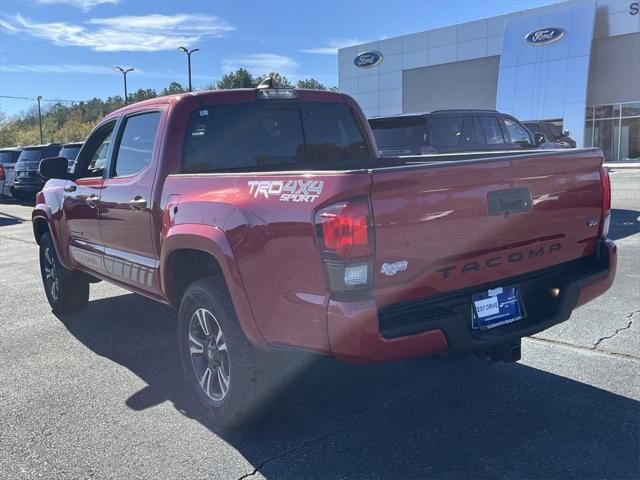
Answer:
354;50;383;68
525;27;565;45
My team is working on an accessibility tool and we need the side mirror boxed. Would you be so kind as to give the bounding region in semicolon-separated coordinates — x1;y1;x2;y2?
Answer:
39;157;71;179
534;132;547;146
563;130;570;137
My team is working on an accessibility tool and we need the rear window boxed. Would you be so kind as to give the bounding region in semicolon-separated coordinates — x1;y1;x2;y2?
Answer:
59;146;81;161
369;117;426;148
182;101;369;173
17;149;43;162
0;151;20;163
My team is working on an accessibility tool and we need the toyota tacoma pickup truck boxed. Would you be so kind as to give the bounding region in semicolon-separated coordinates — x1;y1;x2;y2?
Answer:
33;84;616;428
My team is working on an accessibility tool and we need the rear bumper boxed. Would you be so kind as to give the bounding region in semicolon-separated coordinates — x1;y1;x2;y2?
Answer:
327;239;616;363
12;180;44;196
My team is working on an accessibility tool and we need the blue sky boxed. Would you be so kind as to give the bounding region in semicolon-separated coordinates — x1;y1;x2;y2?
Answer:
0;0;564;116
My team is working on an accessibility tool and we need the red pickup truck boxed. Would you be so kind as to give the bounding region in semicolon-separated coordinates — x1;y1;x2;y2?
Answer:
33;85;616;428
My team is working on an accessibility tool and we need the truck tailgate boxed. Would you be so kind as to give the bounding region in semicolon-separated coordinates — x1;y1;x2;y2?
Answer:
370;150;604;306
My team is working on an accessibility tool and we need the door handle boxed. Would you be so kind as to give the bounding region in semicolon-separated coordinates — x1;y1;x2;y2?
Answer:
128;196;147;210
86;194;99;208
63;184;77;193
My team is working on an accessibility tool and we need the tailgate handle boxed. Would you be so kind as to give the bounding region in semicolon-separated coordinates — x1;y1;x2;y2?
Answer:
487;188;532;216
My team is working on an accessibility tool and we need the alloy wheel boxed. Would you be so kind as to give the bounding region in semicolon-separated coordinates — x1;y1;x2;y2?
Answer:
188;308;231;402
43;247;59;301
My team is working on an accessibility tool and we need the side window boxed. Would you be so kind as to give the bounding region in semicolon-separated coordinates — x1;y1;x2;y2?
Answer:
429;116;472;147
75;122;116;179
502;117;533;145
111;112;161;178
477;116;506;145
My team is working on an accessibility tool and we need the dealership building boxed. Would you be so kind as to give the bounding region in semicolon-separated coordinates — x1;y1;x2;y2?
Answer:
338;0;640;161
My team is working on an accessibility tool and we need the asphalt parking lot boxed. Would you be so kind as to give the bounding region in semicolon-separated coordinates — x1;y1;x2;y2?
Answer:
0;170;638;480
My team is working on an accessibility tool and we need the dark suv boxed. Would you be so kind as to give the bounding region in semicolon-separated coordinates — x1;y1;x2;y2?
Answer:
369;110;546;156
12;144;62;199
58;142;84;172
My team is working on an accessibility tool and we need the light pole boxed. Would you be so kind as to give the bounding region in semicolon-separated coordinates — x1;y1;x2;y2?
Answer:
36;96;43;144
115;66;134;105
178;47;199;92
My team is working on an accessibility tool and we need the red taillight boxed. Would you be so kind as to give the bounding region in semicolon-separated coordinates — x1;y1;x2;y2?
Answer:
315;198;373;291
0;164;5;181
599;166;611;238
316;200;371;259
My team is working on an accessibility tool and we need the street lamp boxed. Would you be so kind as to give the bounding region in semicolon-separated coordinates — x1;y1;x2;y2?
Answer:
114;66;134;105
178;47;199;92
36;96;44;144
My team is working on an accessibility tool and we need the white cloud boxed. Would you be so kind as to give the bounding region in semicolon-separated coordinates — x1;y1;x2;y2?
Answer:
300;38;366;55
0;63;217;80
221;54;299;75
0;64;218;82
0;13;234;52
36;0;119;12
0;64;117;74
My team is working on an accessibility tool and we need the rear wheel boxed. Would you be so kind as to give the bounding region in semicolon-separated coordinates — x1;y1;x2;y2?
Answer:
178;277;275;430
39;233;89;313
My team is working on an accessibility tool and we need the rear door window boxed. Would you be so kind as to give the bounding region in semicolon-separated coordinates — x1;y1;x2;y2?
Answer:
476;116;506;145
182;101;368;173
429;116;473;148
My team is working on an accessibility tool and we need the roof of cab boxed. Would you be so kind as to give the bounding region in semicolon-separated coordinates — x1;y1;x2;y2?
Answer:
103;88;351;121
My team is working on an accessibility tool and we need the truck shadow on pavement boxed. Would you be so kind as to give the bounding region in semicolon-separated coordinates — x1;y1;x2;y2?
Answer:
609;209;640;241
57;293;639;479
0;211;24;227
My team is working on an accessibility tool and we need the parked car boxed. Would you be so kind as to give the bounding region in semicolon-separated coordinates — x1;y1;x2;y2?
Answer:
523;121;576;148
0;147;22;197
58;142;84;172
369;110;548;156
33;86;615;429
12;143;62;199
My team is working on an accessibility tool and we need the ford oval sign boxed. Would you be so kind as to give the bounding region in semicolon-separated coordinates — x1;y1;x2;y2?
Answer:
354;51;383;68
525;27;566;45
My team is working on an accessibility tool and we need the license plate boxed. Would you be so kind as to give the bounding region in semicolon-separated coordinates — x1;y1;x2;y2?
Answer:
471;286;524;330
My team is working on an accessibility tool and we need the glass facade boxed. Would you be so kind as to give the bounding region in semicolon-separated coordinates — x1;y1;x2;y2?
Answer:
585;102;640;161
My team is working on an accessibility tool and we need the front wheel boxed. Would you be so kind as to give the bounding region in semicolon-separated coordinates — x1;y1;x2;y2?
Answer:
178;277;276;430
39;232;89;313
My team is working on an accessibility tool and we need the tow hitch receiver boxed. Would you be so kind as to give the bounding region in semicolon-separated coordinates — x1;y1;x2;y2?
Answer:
478;340;522;364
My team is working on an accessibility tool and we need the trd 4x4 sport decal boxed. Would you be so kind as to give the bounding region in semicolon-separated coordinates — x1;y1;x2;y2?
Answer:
248;180;324;202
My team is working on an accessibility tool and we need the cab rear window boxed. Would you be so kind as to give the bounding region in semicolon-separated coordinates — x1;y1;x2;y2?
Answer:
182;101;369;173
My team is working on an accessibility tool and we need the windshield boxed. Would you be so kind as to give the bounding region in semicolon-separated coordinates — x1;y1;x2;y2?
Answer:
369;117;426;148
16;149;43;163
0;151;20;163
59;146;81;160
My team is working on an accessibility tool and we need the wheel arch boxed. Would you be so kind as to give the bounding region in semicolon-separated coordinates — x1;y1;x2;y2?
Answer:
32;206;74;270
161;224;267;349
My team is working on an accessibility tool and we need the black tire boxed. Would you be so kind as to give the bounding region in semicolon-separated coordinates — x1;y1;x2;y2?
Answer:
39;232;89;313
178;277;276;430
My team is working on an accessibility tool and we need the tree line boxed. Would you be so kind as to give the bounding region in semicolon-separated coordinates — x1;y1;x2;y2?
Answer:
0;69;334;148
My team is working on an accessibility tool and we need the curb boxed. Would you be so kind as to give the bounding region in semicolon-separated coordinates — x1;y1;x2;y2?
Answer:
604;163;640;169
